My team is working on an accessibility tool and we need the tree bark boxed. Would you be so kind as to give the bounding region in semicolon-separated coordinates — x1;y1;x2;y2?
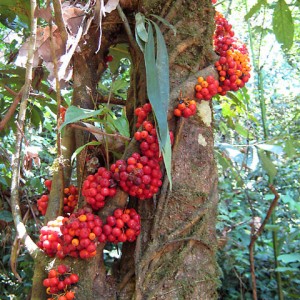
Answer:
31;0;219;299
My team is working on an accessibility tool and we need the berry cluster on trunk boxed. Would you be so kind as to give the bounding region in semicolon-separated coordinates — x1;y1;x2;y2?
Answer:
43;264;78;300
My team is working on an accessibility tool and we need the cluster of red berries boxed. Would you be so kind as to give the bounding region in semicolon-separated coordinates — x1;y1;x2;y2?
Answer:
111;153;163;200
37;194;50;215
102;208;141;243
195;75;220;100
58;208;105;259
38;216;64;257
214;12;251;95
63;185;79;214
37;181;78;216
174;99;197;118
134;121;161;160
134;102;152;128
82;167;117;211
43;264;78;300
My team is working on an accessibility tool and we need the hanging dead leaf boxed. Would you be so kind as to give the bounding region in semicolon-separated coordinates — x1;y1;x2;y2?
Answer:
62;7;85;36
104;0;119;13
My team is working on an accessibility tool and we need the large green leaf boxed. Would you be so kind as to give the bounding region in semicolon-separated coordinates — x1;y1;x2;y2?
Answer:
144;22;172;187
273;0;294;50
258;150;277;182
60;106;104;130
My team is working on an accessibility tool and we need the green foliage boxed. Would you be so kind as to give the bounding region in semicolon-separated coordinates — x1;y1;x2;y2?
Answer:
135;14;172;187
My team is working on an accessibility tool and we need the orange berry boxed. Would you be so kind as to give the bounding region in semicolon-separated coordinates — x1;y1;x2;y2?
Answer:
197;76;204;83
89;232;96;240
195;84;202;92
78;214;87;222
72;238;79;247
201;81;208;88
64;188;70;194
174;108;182;117
189;100;196;105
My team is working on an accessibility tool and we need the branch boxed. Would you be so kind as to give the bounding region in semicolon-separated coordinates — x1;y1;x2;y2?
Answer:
52;0;68;47
249;185;280;300
117;4;140;54
69;123;131;141
10;0;42;260
0;87;24;131
49;13;65;216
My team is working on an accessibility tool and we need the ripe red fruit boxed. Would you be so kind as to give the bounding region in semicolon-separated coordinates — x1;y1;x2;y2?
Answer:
65;291;75;300
57;264;68;274
69;273;79;284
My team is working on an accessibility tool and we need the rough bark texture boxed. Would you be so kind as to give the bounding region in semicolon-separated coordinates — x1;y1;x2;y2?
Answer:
31;0;219;299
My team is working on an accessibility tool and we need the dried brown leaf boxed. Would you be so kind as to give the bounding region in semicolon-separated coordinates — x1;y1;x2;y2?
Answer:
62;7;85;36
35;7;52;22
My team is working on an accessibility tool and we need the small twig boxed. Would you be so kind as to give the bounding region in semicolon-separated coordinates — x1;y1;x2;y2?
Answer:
249;185;280;300
69;123;131;141
117;4;140;54
0;87;24;131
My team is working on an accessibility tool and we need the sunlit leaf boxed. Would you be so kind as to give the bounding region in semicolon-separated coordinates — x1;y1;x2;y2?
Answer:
245;0;267;21
60;106;104;130
273;0;294;50
258;150;277;182
256;144;284;155
71;141;101;162
278;253;300;263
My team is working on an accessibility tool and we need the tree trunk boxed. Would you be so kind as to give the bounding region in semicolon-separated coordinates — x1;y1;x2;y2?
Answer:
31;0;219;299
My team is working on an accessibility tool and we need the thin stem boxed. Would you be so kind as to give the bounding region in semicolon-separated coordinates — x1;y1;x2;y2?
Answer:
50;15;65;216
10;0;42;260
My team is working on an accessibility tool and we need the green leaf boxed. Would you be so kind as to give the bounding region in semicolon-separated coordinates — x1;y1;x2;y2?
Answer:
108;44;131;74
284;139;296;157
265;224;280;231
0;210;13;222
278;253;300;263
144;22;172;187
273;0;294;50
275;267;300;272
256;144;284;155
235;123;249;138
135;13;148;42
150;14;177;36
71;141;101;162
112;109;130;138
245;0;267;21
60;106;104;130
258;150;277;182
